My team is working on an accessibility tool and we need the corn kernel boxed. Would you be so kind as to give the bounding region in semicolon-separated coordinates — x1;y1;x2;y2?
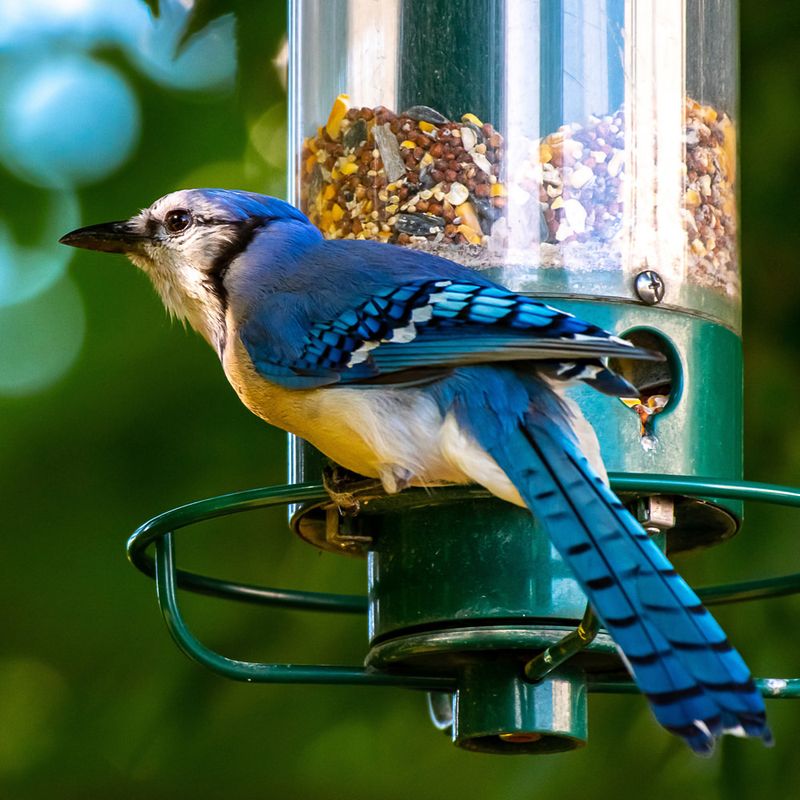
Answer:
455;202;481;235
331;203;345;222
325;93;349;139
418;120;437;133
461;113;483;127
323;184;336;200
457;224;482;245
340;162;359;176
400;140;416;149
721;118;736;184
684;189;701;207
490;183;507;197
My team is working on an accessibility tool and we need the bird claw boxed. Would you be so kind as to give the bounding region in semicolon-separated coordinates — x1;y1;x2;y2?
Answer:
321;463;383;551
322;463;383;513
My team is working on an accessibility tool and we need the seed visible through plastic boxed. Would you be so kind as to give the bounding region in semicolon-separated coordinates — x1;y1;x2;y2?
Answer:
301;95;737;296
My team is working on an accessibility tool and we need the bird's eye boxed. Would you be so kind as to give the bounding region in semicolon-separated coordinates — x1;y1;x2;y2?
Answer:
164;209;193;234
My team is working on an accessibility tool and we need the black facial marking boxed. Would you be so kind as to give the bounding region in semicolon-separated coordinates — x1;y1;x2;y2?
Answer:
203;216;267;307
144;216;160;238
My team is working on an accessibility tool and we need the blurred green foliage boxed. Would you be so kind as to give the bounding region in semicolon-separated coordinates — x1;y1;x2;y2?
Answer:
1;1;799;798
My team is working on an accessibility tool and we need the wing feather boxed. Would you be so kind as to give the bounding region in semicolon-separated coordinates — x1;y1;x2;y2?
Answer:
243;279;660;389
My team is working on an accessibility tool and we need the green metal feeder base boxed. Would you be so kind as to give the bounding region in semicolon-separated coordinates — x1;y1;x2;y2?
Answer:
355;493;613;751
127;476;800;755
368;626;614;753
453;662;588;754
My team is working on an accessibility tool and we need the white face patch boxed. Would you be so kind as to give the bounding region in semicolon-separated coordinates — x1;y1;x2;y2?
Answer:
123;189;246;354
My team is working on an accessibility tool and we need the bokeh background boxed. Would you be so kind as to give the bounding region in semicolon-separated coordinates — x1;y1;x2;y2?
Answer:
1;1;798;797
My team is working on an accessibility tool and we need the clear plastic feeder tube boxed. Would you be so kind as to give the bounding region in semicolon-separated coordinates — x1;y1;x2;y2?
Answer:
289;0;739;329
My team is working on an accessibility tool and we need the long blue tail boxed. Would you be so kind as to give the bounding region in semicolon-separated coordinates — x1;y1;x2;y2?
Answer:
454;379;771;755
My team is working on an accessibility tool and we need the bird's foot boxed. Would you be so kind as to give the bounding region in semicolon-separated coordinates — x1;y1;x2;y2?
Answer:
321;464;382;551
322;463;382;516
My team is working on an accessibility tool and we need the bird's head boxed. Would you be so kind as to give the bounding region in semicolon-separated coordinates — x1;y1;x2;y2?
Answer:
60;188;315;352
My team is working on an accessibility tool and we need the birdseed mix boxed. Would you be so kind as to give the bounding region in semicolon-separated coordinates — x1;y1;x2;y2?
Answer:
300;95;737;294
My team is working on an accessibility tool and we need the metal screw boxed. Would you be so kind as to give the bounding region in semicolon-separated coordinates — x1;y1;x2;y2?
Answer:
634;270;665;305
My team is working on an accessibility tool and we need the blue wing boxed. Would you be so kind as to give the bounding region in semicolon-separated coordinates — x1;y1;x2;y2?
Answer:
242;276;655;391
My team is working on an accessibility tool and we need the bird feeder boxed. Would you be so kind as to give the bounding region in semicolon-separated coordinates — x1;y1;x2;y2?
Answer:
128;0;800;755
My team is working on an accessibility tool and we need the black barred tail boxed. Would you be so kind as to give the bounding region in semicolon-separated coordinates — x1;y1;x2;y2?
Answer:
458;393;771;755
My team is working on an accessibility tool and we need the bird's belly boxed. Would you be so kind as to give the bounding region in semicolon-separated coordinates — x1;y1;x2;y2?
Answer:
223;344;445;478
311;387;457;482
223;340;523;503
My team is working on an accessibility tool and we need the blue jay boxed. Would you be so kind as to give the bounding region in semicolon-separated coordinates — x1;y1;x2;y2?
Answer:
61;188;770;754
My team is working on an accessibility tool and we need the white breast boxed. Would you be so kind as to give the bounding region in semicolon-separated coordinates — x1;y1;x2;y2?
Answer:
222;336;603;504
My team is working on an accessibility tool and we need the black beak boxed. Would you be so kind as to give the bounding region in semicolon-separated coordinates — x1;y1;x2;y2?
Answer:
59;221;146;254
